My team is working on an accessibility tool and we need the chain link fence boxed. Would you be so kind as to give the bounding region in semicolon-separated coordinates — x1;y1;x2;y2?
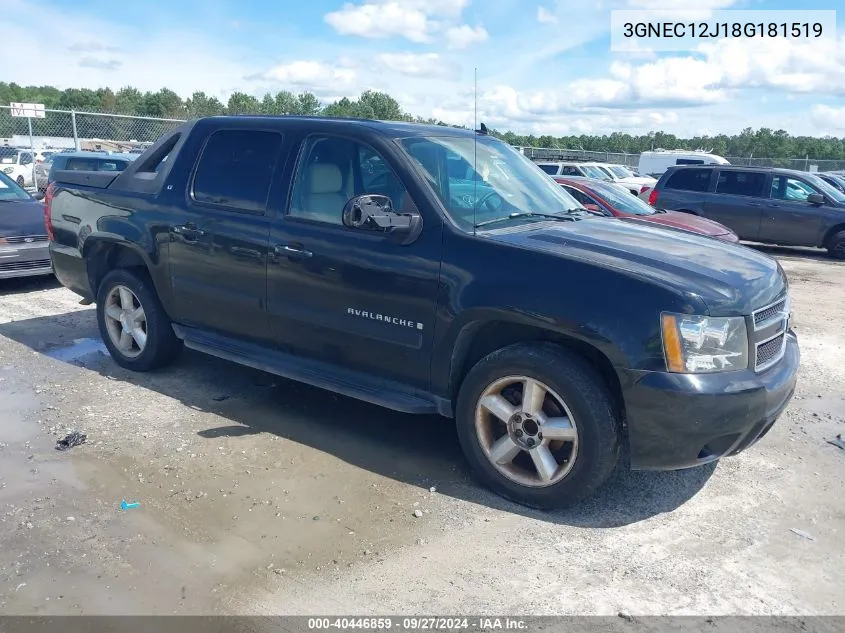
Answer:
517;145;845;174
0;105;186;190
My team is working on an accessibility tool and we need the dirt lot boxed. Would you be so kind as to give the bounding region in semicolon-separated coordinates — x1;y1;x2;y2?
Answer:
0;245;843;617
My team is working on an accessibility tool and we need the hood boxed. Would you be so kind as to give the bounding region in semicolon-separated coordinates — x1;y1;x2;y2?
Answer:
484;217;785;315
639;210;733;237
0;199;46;238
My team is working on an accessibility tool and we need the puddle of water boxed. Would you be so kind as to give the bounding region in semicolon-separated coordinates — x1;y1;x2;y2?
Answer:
45;337;108;363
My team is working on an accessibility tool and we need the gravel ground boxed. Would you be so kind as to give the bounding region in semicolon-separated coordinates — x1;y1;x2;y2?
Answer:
0;245;842;617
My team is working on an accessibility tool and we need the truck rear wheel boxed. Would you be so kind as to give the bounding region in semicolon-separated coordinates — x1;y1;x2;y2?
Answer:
96;268;182;371
455;342;620;509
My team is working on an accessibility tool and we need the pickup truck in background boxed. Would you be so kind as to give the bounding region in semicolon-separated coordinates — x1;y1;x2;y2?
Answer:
46;116;799;508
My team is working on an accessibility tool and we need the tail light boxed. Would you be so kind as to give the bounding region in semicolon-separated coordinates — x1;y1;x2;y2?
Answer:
43;182;56;241
647;188;658;206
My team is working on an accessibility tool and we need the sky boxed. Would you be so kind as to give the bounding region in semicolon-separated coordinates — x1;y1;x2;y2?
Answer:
2;0;844;137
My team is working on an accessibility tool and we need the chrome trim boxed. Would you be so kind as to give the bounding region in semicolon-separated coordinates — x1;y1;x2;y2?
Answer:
754;330;787;372
752;296;790;331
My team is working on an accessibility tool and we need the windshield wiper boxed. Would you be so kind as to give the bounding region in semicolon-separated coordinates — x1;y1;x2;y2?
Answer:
474;211;576;229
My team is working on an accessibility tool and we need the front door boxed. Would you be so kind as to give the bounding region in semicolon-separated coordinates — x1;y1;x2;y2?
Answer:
757;175;827;246
168;128;284;342
266;133;442;390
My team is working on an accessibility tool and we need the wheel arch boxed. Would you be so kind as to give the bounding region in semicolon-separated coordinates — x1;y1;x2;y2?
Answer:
822;223;845;248
447;319;626;425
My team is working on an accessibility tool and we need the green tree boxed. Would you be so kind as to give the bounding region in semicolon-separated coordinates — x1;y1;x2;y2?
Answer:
227;91;260;114
185;91;226;118
295;92;321;116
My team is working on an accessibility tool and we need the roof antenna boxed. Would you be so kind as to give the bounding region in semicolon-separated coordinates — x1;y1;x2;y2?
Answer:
473;66;478;236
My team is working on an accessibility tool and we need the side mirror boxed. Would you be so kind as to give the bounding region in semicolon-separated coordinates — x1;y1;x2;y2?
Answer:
807;192;825;205
32;191;44;201
583;203;602;213
342;194;422;244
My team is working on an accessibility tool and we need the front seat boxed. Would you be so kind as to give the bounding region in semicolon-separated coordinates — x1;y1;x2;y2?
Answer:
302;163;347;223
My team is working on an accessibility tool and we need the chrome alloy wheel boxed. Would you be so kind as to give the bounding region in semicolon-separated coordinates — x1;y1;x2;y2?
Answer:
475;376;578;487
103;285;147;358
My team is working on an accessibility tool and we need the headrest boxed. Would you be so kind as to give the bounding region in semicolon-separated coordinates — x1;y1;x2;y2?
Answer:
306;163;343;194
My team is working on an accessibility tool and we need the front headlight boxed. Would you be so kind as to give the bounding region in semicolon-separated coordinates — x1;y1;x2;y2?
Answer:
661;312;748;373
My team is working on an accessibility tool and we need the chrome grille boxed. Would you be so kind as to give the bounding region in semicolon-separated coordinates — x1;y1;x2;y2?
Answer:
0;259;51;272
752;295;790;371
4;235;48;244
753;299;786;328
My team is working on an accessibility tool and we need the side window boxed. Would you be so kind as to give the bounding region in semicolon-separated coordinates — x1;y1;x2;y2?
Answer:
98;160;127;172
561;166;580;176
676;158;705;165
537;164;558;175
20;153;33;166
562;186;589;205
664;168;711;192
771;176;819;202
715;170;766;197
192;129;283;214
289;136;407;225
66;157;98;171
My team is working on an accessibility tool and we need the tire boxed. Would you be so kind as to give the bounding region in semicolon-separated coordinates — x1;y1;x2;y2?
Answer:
827;231;845;260
455;342;620;509
96;268;182;371
16;176;25;187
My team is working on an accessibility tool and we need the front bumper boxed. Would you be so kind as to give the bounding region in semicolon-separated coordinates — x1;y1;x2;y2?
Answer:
621;331;799;470
0;241;52;279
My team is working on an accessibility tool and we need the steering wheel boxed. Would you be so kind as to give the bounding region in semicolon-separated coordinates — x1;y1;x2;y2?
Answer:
450;190;505;212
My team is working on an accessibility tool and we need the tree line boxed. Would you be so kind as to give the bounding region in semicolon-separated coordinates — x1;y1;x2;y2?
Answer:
1;82;844;160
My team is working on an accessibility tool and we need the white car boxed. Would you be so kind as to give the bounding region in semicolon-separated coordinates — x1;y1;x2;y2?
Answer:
593;163;657;196
0;149;37;188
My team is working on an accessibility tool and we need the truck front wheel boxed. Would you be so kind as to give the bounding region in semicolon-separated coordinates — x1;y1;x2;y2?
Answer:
96;268;182;371
455;342;620;509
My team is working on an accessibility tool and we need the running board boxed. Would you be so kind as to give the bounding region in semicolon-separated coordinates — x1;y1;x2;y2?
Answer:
172;324;448;416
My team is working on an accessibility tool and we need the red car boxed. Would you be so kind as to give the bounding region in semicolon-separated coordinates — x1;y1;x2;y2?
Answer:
554;176;739;243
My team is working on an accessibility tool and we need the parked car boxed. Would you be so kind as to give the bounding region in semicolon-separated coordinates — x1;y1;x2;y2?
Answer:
553;175;738;242
817;172;845;194
45;151;137;189
649;165;845;258
590;163;657;196
0;147;37;188
46;116;798;508
535;161;615;181
638;150;730;179
0;171;51;279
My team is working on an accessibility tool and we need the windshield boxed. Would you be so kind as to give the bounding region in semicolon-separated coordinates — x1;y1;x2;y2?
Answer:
806;172;845;203
0;171;32;200
588;181;655;215
609;165;634;178
399;135;586;230
581;165;613;180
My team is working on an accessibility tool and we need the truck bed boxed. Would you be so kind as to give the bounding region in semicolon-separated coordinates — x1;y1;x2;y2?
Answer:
52;170;120;189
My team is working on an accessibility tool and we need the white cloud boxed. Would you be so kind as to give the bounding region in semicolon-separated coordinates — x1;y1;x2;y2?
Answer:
811;105;845;133
536;6;558;24
376;52;457;79
254;61;357;88
444;24;489;50
324;2;431;43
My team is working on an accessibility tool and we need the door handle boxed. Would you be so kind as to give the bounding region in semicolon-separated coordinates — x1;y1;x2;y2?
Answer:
171;223;208;242
274;244;313;258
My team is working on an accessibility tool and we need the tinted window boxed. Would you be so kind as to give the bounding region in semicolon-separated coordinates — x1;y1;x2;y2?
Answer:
289;135;407;225
561;185;591;205
192;130;282;213
537;164;558;175
715;170;766;197
676;158;705;165
66;157;100;171
665;168;711;192
19;152;33;165
560;166;580;176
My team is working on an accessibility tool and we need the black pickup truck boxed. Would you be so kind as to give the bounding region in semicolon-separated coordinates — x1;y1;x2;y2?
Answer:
45;116;800;508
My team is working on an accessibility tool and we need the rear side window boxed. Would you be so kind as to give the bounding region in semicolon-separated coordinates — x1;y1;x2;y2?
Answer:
192;130;283;214
715;170;766;197
664;168;711;192
560;166;580;176
537;164;558;175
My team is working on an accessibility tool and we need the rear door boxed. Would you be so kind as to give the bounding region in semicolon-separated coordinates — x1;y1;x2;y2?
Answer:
702;169;767;240
168;128;285;343
758;174;827;246
656;167;713;215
